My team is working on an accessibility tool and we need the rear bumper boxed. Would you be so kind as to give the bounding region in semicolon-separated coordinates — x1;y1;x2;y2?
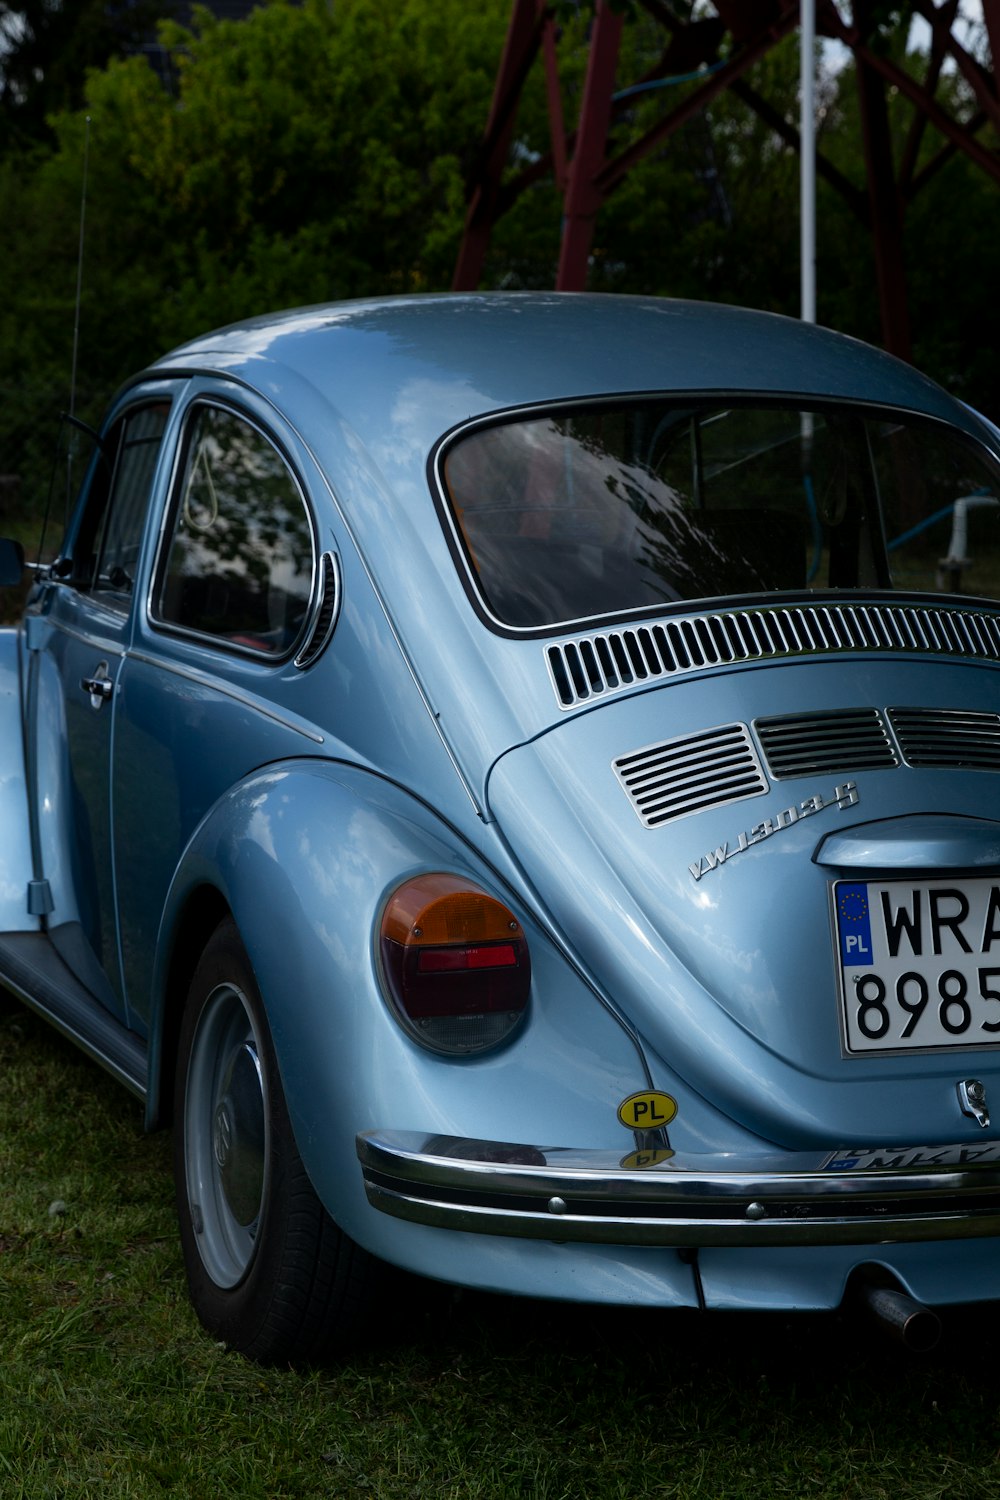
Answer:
357;1132;1000;1248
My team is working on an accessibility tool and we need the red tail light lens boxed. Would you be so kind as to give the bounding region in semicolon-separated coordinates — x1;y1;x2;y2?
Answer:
380;873;530;1054
417;944;518;973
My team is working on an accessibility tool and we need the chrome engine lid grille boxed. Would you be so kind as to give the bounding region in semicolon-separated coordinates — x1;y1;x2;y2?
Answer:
887;707;1000;769
546;601;1000;709
755;709;899;779
755;707;1000;783
619;708;1000;829
614;723;768;828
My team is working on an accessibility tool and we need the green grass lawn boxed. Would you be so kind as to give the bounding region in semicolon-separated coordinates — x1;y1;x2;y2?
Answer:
1;994;1000;1499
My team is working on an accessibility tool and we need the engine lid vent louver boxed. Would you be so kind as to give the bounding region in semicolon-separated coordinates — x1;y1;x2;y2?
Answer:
887;707;1000;769
295;550;341;670
546;602;1000;709
614;723;768;829
755;709;899;780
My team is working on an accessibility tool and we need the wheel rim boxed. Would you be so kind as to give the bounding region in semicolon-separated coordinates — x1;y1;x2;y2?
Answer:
184;981;268;1289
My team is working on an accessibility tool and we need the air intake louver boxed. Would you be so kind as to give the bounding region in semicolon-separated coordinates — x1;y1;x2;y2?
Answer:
546;602;1000;709
887;707;1000;769
295;551;341;669
614;723;768;828
755;709;899;779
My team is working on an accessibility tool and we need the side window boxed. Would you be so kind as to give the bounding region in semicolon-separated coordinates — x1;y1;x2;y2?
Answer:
67;402;170;601
97;405;170;593
154;404;315;657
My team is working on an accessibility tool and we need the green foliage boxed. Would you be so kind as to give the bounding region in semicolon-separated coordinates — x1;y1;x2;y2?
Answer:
65;0;508;340
0;0;511;511
0;0;169;149
1;0;999;522
594;33;806;311
812;45;1000;416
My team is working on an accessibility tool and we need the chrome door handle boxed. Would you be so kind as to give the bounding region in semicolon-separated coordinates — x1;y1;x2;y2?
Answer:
81;662;113;707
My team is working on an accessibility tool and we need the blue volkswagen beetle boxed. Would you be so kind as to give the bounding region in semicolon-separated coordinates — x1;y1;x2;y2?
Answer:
5;293;1000;1359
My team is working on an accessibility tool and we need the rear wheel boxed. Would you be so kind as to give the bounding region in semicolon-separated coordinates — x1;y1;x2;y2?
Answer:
173;918;376;1363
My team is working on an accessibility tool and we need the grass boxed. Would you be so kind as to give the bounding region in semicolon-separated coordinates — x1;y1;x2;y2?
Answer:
1;997;1000;1499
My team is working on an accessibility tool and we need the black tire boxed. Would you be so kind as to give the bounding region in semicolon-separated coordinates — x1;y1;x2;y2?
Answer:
173;917;377;1363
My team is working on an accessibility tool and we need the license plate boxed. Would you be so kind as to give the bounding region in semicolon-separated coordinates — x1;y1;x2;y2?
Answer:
834;877;1000;1054
823;1143;1000;1170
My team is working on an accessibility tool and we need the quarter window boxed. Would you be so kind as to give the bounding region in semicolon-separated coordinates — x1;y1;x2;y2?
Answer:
96;405;170;596
65;402;170;602
156;405;314;656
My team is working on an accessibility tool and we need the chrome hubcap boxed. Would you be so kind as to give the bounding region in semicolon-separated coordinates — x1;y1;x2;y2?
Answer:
184;982;268;1288
215;1041;265;1227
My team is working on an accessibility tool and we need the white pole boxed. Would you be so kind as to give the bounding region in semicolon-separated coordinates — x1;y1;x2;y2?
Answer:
800;0;816;324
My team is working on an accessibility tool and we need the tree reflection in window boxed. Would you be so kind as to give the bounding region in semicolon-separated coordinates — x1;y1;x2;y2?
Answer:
444;401;1000;629
158;405;314;655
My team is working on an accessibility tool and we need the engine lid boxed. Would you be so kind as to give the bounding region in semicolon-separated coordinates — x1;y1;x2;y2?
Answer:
487;659;1000;1147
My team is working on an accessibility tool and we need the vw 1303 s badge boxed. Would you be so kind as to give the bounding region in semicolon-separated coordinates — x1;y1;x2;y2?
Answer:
689;782;859;883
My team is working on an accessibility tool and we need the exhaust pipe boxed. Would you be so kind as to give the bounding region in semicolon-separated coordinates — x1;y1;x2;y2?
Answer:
860;1284;941;1352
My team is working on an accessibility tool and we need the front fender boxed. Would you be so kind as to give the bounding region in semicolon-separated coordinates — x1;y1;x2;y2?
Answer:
149;760;650;1261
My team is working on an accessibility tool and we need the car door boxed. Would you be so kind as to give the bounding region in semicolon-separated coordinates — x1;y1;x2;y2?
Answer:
25;388;179;1026
110;391;326;1029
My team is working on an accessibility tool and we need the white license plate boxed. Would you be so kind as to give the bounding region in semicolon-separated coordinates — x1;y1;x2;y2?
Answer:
835;877;1000;1054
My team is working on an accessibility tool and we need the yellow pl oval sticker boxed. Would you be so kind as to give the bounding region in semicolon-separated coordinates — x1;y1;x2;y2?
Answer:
617;1090;678;1131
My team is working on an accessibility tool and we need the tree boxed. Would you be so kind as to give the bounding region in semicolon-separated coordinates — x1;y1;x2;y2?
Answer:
0;0;513;514
816;33;1000;416
1;0;998;530
0;0;168;148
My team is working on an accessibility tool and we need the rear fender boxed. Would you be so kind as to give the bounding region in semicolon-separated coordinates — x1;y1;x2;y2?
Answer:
148;760;649;1256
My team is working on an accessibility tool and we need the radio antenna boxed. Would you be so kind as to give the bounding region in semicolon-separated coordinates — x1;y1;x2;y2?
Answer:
69;114;91;424
59;112;92;532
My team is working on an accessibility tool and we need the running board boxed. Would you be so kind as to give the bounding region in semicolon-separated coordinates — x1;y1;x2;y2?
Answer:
0;932;147;1097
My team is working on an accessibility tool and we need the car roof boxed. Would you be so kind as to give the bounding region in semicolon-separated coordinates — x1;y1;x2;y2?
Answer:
149;292;982;440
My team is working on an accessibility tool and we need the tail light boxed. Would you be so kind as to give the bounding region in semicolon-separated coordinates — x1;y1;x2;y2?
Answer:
379;873;531;1054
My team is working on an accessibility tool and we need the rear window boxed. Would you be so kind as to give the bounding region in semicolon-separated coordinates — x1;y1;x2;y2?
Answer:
440;401;1000;630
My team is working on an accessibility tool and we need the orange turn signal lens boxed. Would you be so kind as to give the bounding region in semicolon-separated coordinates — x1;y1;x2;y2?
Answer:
382;872;520;946
380;873;530;1055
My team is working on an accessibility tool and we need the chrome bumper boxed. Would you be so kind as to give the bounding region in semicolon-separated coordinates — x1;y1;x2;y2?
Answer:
357;1132;1000;1248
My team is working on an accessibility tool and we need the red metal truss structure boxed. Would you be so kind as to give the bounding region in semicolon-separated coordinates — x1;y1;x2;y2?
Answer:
453;0;1000;361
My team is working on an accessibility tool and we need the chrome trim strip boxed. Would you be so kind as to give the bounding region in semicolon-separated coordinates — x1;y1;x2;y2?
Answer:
357;1130;1000;1248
